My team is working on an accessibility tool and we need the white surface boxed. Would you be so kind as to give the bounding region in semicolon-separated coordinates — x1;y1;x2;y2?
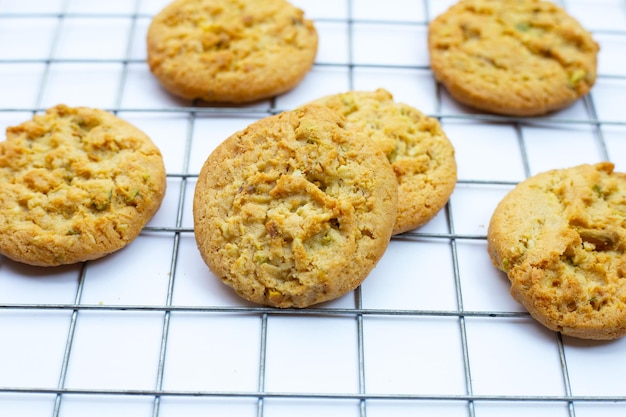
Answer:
1;0;626;416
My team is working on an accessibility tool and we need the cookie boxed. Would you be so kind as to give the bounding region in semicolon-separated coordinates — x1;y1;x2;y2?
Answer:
147;0;318;103
0;105;167;267
193;105;398;308
487;163;626;340
428;0;599;116
310;89;457;234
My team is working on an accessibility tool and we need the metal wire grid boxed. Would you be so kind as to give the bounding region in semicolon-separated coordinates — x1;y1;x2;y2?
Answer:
0;0;626;416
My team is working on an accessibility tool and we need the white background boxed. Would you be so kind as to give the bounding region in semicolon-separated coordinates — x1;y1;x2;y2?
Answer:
1;0;626;416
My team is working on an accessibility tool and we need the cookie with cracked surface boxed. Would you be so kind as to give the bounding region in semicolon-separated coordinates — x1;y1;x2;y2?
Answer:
428;0;599;116
147;0;318;103
0;105;166;266
193;105;398;308
310;88;457;234
488;163;626;340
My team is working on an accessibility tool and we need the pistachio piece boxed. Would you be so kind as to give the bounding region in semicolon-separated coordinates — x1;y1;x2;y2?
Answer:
578;229;618;251
516;22;530;32
568;69;586;87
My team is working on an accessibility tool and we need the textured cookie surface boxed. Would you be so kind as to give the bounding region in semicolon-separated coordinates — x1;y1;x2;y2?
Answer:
147;0;318;103
488;163;626;340
428;0;599;116
310;89;457;234
0;105;166;266
193;105;397;308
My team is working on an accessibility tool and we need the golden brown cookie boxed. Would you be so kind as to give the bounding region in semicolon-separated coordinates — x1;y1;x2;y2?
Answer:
193;105;398;308
0;105;167;267
428;0;599;116
146;0;318;103
488;163;626;340
310;89;457;234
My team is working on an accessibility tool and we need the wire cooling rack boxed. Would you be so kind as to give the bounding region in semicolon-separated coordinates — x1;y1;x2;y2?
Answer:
1;0;626;416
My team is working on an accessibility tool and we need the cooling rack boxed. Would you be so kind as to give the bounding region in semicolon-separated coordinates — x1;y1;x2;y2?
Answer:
1;0;626;416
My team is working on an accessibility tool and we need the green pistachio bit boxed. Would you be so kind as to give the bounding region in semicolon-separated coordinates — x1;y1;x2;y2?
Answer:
125;189;140;203
267;288;283;303
94;189;112;210
516;22;530;32
254;253;268;263
388;148;399;164
592;184;602;196
569;69;586;86
502;258;511;273
340;96;353;106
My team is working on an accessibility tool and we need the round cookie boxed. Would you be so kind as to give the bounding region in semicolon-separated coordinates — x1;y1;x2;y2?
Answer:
147;0;318;103
428;0;599;116
310;89;457;234
0;105;167;267
193;105;398;308
488;163;626;340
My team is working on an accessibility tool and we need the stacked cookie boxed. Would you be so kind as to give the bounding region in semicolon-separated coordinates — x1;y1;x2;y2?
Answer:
309;89;457;235
193;105;398;308
143;0;459;309
193;92;457;308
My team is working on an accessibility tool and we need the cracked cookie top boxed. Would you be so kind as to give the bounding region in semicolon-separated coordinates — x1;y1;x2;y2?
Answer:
193;105;398;308
0;105;166;266
488;163;626;340
147;0;318;103
428;0;599;116
310;89;457;235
